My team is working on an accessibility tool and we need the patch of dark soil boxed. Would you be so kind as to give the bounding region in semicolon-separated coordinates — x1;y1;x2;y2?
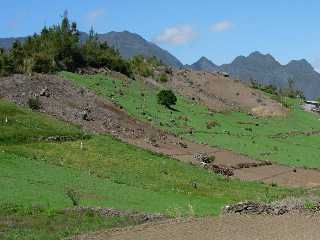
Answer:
76;67;111;75
223;202;288;215
36;135;85;142
204;164;234;176
63;207;167;224
233;160;272;169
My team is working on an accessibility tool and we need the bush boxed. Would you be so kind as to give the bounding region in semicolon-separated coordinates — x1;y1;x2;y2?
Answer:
31;53;54;73
159;73;168;82
157;90;177;108
130;55;153;77
206;155;216;164
206;120;218;129
1;16;134;77
27;96;41;110
0;49;14;76
66;189;80;206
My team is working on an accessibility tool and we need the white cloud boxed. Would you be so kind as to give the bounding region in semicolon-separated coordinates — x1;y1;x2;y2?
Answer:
209;20;233;32
153;25;197;45
85;9;105;24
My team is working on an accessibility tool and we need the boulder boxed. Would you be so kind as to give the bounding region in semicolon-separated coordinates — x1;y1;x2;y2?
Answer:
193;153;209;163
223;202;288;215
40;87;50;97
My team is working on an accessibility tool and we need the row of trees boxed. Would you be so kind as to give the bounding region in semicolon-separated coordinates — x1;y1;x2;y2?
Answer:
0;14;132;77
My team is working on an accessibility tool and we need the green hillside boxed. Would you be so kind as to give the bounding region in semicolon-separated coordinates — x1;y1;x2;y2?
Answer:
0;99;300;239
62;72;320;169
0;100;85;145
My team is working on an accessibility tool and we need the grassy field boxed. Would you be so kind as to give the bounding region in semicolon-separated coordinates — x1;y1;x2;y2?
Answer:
0;205;134;240
0;99;302;238
0;100;85;145
62;72;320;169
1;135;297;216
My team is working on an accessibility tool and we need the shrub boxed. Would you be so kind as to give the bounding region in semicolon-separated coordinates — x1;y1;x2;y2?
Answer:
178;115;188;122
130;55;153;77
66;189;80;206
1;15;134;77
31;53;54;73
0;49;14;76
205;155;216;164
159;73;169;82
157;90;177;108
206;120;218;129
27;96;41;110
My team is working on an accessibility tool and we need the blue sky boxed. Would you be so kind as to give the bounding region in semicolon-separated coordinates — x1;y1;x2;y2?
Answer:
1;0;320;70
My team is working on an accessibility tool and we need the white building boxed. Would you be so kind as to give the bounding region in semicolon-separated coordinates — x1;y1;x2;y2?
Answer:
303;100;320;112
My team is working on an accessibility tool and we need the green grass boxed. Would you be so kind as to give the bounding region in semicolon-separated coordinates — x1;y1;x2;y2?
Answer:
61;72;320;169
0;100;85;145
0;205;134;240
1;136;298;216
0;99;299;215
0;96;304;239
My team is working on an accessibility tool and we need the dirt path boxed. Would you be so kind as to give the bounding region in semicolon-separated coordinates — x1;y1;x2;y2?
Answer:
1;74;320;188
74;214;320;240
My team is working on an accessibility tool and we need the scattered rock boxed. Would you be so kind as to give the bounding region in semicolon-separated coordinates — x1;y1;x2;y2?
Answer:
205;164;234;176
103;118;121;130
193;153;209;163
64;206;167;224
79;109;93;121
77;67;111;75
223;202;288;215
40;87;50;97
37;136;79;142
233;161;272;169
178;142;188;148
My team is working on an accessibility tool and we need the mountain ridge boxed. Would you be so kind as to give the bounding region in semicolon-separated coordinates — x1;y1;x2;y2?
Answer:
188;52;320;99
1;31;319;98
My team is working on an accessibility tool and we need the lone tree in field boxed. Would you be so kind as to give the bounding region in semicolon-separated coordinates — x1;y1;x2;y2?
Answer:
157;90;177;108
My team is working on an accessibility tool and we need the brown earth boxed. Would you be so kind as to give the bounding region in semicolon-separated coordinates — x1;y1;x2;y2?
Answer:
73;214;320;240
0;74;319;188
157;69;288;117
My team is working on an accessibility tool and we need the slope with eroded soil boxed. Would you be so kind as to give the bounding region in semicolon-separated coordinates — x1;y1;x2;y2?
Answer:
1;73;320;187
1;72;320;239
164;69;287;117
0;87;302;239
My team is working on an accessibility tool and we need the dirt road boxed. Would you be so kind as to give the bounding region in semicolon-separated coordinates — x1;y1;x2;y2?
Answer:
74;214;320;240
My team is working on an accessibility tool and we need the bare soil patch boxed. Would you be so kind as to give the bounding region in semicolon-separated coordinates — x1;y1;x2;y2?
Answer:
73;214;320;240
157;69;287;117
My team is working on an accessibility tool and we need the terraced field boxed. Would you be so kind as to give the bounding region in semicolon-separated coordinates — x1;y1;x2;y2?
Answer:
62;72;320;169
0;99;298;239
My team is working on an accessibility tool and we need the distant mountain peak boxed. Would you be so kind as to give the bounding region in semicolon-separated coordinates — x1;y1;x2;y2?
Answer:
198;56;210;61
249;51;263;56
189;52;320;99
247;51;279;64
286;59;314;72
84;31;184;68
187;56;218;72
0;30;183;69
